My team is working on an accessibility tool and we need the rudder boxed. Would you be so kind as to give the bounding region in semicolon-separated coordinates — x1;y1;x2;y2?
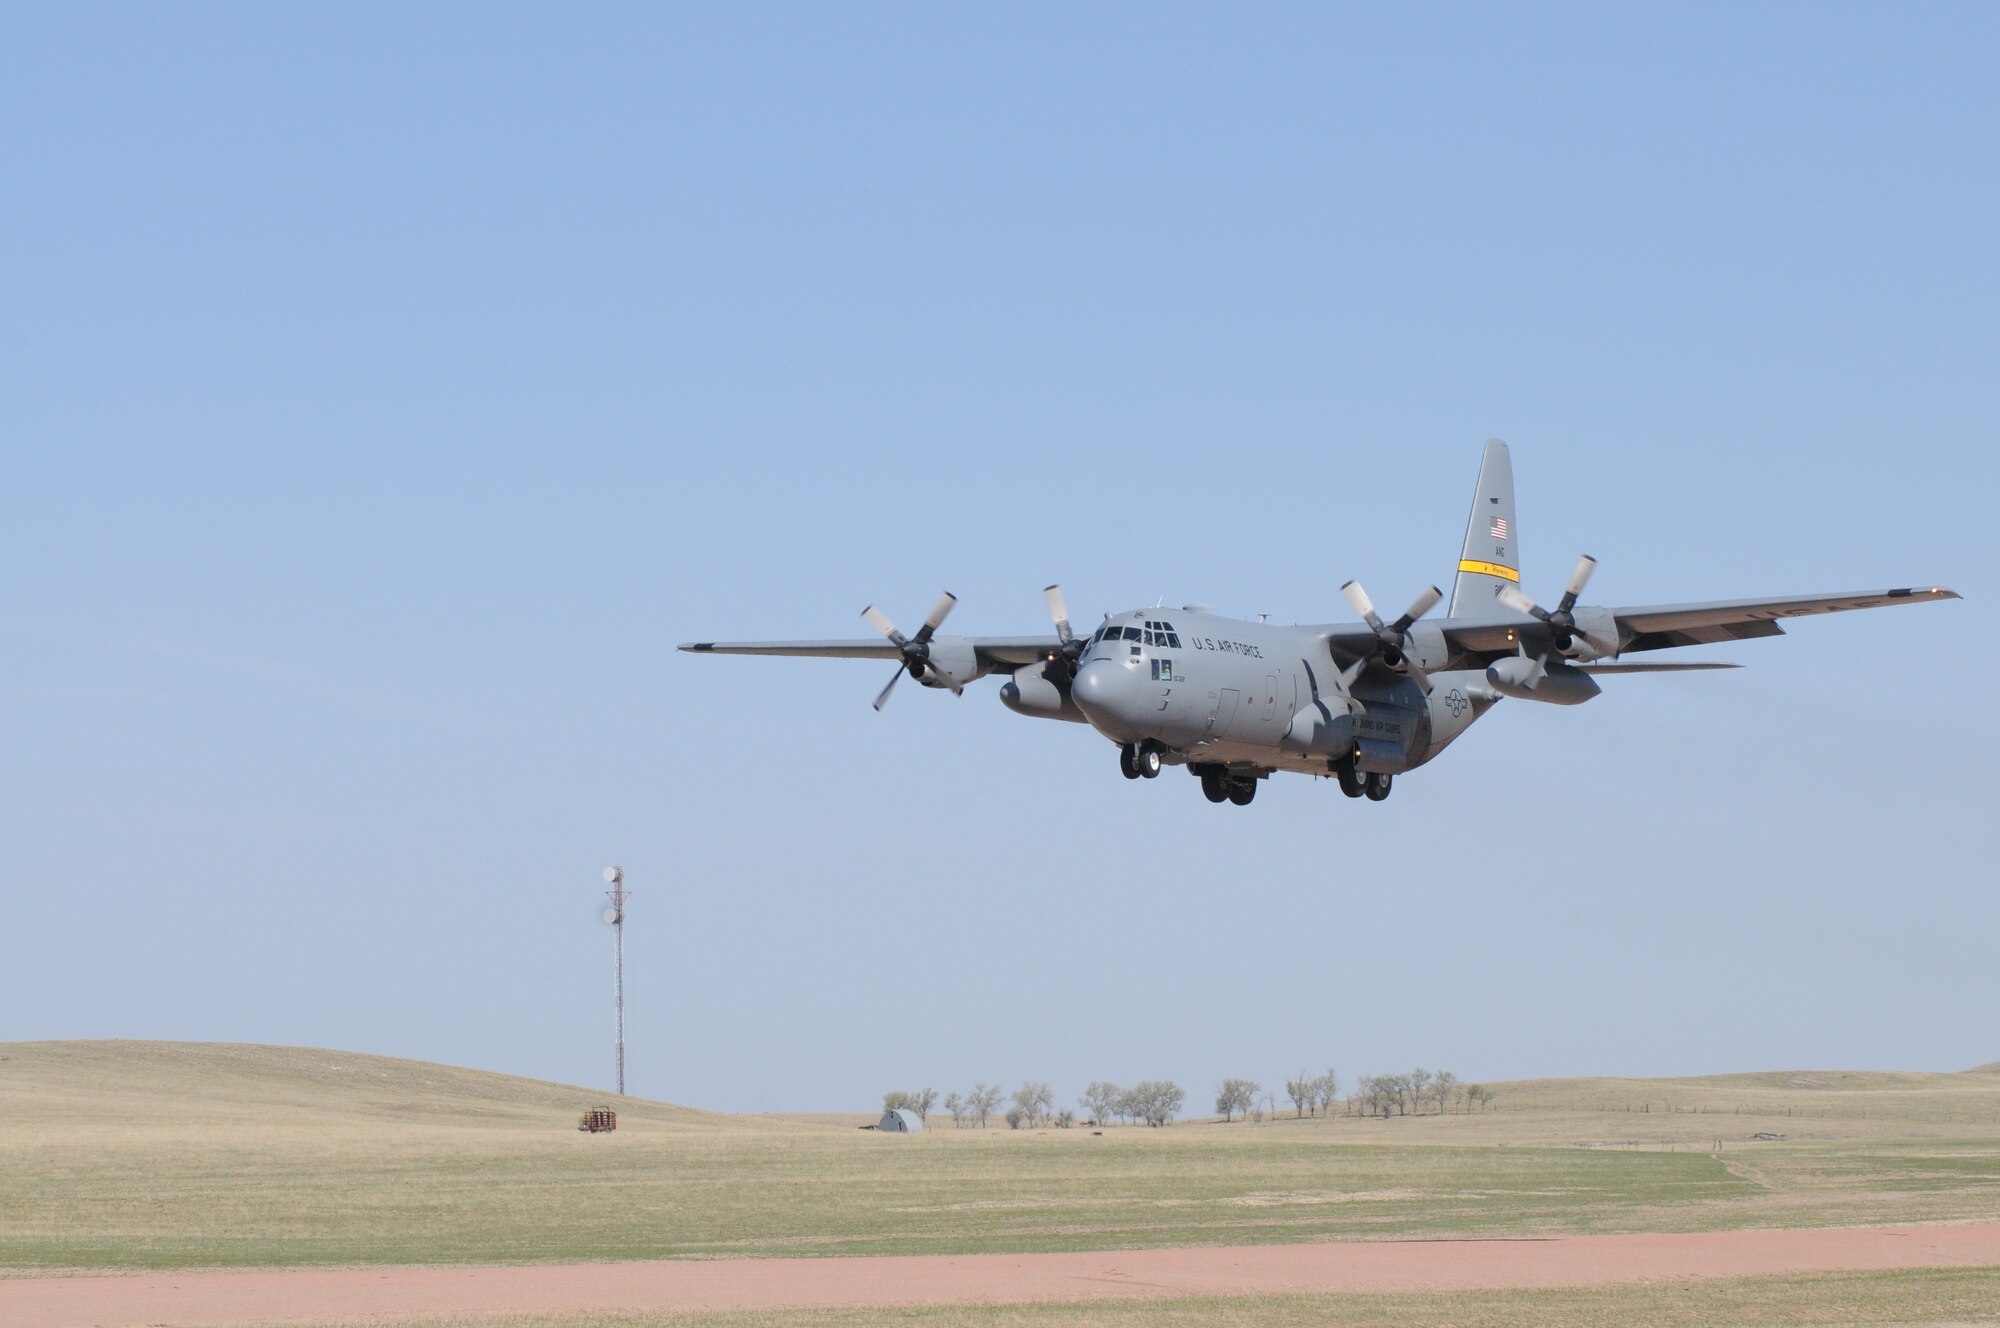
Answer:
1449;439;1520;619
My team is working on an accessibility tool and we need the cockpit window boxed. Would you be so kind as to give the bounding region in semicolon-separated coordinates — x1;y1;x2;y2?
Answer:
1122;626;1141;641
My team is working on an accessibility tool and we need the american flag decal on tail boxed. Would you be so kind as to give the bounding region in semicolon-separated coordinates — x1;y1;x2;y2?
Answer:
1490;516;1510;541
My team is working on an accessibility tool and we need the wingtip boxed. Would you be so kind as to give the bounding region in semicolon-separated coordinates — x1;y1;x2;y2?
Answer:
679;643;714;652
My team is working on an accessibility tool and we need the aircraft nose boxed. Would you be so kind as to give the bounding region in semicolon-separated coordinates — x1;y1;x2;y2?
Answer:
1072;659;1144;739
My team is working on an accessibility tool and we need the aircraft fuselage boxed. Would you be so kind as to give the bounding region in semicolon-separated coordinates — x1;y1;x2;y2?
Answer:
1004;606;1493;783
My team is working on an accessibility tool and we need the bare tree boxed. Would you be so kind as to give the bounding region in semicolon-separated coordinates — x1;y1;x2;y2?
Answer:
1080;1081;1121;1125
1013;1081;1054;1127
943;1091;965;1127
1314;1068;1339;1117
882;1090;914;1114
1284;1073;1313;1118
1407;1069;1432;1116
971;1082;1003;1128
913;1087;938;1123
1127;1080;1184;1127
1215;1078;1259;1123
1357;1074;1402;1118
1428;1071;1457;1116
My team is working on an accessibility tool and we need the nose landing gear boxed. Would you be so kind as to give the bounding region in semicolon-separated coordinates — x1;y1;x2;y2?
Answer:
1120;742;1162;779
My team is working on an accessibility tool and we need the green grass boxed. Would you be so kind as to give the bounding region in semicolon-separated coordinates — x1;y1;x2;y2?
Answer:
4;1041;2000;1274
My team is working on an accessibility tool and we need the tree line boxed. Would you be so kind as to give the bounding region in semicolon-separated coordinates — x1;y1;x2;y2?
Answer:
883;1067;1493;1128
885;1080;1187;1128
1350;1069;1495;1116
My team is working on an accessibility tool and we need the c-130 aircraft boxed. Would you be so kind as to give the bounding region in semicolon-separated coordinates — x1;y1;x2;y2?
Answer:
683;441;1957;807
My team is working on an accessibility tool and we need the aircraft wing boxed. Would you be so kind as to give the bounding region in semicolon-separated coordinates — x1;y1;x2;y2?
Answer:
1435;586;1958;661
1570;660;1740;673
680;637;1062;667
1602;587;1958;652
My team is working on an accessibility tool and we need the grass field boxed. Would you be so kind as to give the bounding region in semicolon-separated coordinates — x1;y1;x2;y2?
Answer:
4;1041;2000;1276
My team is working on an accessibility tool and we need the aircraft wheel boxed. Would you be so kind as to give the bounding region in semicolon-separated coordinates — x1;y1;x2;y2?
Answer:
1138;744;1162;778
1200;767;1229;802
1119;744;1141;780
1364;772;1393;802
1337;764;1366;798
1227;778;1257;807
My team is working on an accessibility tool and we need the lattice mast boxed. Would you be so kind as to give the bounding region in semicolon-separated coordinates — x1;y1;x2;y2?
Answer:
602;866;631;1095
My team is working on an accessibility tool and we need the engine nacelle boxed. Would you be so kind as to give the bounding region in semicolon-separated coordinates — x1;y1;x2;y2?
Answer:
914;637;988;689
1281;700;1357;759
1555;606;1620;660
998;660;1087;722
1486;656;1601;705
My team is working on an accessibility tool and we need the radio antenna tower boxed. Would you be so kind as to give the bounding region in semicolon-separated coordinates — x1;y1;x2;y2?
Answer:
601;866;631;1095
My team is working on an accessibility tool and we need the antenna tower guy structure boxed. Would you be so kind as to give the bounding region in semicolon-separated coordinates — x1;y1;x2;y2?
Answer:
601;866;632;1095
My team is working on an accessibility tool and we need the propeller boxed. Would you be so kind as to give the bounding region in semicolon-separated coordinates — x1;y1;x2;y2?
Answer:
861;591;960;710
1311;652;1370;717
1043;584;1085;675
1497;554;1597;654
1339;580;1443;692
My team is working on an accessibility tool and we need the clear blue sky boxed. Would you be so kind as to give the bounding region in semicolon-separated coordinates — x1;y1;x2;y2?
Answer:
3;4;1991;1112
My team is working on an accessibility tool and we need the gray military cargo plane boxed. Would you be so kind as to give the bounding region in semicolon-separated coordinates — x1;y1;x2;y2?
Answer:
682;441;1958;806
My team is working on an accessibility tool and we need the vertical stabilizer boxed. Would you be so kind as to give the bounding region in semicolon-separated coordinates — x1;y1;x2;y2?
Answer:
1449;439;1521;619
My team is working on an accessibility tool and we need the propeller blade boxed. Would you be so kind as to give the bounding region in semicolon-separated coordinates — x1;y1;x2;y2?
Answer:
1390;585;1443;632
1565;554;1597;599
1554;554;1598;615
1497;585;1539;617
1332;656;1368;715
913;591;957;643
1043;584;1074;646
871;664;904;711
861;605;907;646
1340;581;1386;633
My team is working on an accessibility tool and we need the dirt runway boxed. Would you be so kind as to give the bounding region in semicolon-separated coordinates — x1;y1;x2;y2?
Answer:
6;1224;1997;1327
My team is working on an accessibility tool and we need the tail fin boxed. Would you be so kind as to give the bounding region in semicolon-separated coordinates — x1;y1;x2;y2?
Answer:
1449;439;1521;619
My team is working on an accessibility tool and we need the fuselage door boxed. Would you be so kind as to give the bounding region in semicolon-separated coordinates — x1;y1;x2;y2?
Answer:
1208;687;1240;734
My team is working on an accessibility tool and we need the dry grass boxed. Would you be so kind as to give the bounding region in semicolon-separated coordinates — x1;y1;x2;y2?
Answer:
5;1042;2000;1274
196;1267;2000;1327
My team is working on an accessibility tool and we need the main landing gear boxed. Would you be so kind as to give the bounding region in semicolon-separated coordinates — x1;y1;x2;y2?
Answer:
1195;764;1258;806
1334;756;1393;801
1120;742;1162;780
